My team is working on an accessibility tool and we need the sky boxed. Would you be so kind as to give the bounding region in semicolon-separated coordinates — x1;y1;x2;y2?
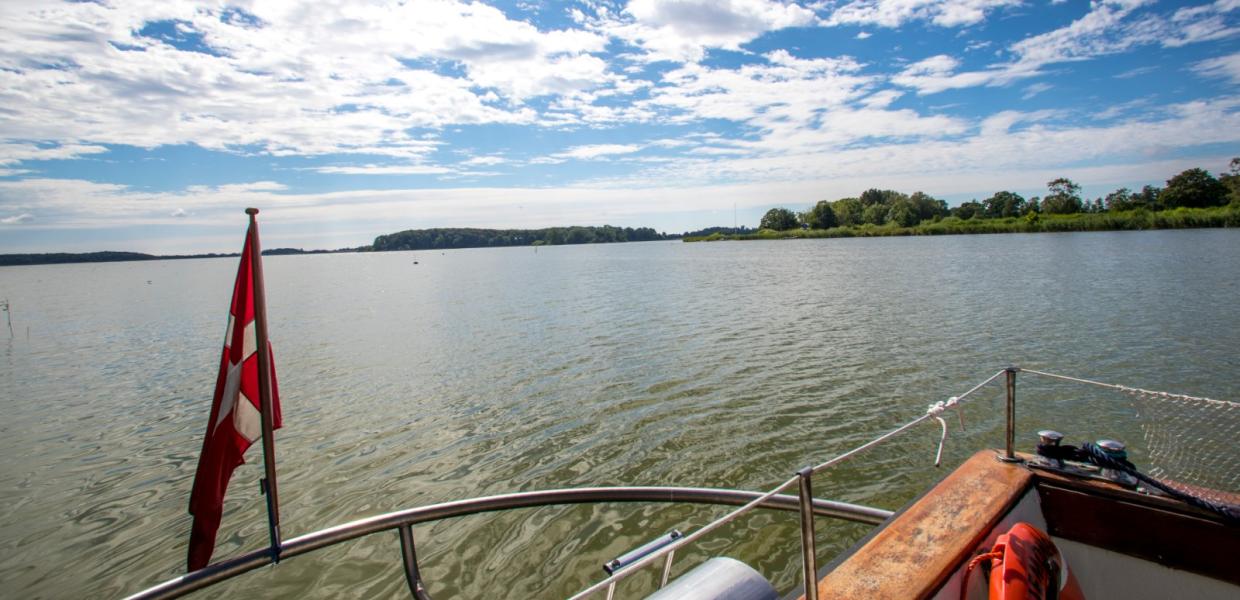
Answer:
0;0;1238;253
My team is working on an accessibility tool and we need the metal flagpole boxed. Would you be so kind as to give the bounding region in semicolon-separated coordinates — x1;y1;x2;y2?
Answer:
245;208;282;562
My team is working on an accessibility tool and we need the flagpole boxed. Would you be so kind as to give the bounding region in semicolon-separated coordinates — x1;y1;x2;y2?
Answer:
245;207;282;562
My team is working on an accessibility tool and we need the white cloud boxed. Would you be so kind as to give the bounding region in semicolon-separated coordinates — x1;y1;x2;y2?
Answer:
1195;51;1240;84
593;0;817;63
193;181;289;193
461;156;509;166
1092;98;1150;120
643;51;870;124
0;142;110;166
893;0;1240;95
1;213;34;224
1022;82;1053;99
315;165;457;175
574;96;1240;191
555;144;644;160
892;54;1008;94
1114;65;1158;78
825;0;1022;28
861;89;905;108
855;31;872;39
170;208;188;218
0;0;619;163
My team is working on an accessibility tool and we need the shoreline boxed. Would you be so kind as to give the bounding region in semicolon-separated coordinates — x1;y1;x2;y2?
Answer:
683;206;1240;242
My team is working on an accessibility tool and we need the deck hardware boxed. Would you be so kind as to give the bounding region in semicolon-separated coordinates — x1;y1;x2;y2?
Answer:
797;467;818;600
1038;430;1064;445
603;530;684;575
1035;430;1066;467
398;525;432;600
603;530;682;599
1096;439;1137;488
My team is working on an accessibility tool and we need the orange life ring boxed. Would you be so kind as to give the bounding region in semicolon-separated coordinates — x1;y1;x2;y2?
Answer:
964;522;1085;599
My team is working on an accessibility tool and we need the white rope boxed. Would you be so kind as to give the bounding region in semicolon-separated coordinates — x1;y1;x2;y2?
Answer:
932;416;948;467
811;371;1006;474
1019;368;1237;408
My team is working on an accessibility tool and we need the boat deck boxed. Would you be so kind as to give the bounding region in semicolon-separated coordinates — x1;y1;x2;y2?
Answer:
808;451;1031;599
807;450;1240;600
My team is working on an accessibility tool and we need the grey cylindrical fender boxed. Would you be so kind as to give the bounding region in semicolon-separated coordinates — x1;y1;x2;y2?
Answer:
645;557;778;600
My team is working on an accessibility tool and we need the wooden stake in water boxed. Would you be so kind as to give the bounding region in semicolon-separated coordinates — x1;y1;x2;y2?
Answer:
2;299;12;338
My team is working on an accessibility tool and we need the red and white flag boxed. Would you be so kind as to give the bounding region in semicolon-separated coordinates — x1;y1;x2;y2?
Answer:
187;223;281;571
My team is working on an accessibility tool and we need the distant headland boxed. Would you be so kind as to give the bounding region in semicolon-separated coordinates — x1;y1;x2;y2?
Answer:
0;226;676;267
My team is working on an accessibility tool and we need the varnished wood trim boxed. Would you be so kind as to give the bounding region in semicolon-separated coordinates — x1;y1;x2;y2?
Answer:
808;451;1033;600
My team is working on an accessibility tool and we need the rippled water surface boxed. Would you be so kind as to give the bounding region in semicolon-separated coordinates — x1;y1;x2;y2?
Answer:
2;230;1239;599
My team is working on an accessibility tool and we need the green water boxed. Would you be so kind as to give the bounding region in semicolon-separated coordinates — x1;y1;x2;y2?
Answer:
1;230;1238;598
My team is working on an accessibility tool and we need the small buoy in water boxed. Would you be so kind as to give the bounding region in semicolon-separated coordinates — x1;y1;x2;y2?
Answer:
413;261;419;265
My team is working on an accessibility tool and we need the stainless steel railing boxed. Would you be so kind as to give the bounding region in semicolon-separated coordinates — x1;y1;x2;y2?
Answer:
125;486;891;600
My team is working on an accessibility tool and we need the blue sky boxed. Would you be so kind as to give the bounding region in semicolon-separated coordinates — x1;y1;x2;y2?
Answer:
1;0;1238;253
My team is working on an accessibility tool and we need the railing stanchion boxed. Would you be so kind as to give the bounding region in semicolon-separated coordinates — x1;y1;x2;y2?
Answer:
1001;366;1021;462
797;467;819;600
659;550;675;589
398;525;432;600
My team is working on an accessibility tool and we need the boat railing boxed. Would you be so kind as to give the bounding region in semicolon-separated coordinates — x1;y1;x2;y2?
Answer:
566;368;1010;600
128;367;1234;599
124;487;891;600
127;369;1009;600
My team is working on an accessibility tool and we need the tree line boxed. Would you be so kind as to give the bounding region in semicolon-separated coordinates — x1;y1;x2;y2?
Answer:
371;225;669;251
756;161;1240;233
0;247;364;267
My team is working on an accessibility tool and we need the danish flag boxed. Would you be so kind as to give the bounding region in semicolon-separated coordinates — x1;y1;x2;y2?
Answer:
187;223;281;571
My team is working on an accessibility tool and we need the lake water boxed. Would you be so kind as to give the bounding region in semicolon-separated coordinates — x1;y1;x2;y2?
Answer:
1;230;1238;598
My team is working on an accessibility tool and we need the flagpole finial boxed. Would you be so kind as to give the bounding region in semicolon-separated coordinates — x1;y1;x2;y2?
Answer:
246;208;259;216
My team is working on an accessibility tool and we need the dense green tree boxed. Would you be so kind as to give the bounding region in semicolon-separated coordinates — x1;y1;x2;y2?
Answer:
982;191;1026;218
1160;168;1229;208
861;189;909;207
1105;188;1134;211
909;191;950;221
886;200;918;227
952;201;983;220
1221;158;1240;205
760;207;800;230
833;198;863;226
862;203;888;225
804;200;838;229
371;225;666;251
1133;185;1161;210
1042;177;1083;214
859;188;885;207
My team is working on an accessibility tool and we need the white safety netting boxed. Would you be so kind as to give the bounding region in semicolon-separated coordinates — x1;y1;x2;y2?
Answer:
1023;369;1239;508
1130;389;1240;504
